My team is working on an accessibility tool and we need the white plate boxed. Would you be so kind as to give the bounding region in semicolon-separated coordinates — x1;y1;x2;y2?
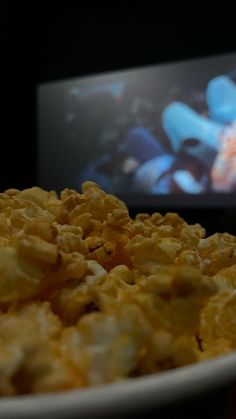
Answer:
0;353;236;419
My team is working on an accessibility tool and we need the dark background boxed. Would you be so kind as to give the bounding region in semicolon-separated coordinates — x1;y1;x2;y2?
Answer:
1;3;236;235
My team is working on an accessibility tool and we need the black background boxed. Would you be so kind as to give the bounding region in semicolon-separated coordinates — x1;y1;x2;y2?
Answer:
1;3;236;234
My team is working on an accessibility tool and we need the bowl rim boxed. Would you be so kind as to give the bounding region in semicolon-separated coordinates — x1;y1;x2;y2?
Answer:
0;352;236;418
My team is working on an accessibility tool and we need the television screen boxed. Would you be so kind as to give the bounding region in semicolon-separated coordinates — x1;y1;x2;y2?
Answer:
38;52;236;208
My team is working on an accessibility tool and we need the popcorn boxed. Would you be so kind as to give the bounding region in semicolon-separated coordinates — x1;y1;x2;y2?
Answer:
200;291;236;351
0;181;235;395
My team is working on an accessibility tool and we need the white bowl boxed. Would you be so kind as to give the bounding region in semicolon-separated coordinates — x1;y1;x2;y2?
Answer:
1;352;236;419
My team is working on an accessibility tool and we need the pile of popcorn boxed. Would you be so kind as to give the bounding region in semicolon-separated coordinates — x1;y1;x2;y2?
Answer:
0;182;235;395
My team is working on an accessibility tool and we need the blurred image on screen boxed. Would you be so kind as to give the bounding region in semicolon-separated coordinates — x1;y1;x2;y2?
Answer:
38;52;236;207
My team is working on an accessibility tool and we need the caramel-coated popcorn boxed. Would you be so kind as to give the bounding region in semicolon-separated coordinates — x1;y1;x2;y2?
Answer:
0;182;235;396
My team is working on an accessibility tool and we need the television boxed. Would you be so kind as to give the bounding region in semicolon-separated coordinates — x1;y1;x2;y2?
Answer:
37;52;236;208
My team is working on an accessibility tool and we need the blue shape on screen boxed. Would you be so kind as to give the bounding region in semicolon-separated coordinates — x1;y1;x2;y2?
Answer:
120;127;166;164
162;102;222;153
134;154;175;192
206;75;236;124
